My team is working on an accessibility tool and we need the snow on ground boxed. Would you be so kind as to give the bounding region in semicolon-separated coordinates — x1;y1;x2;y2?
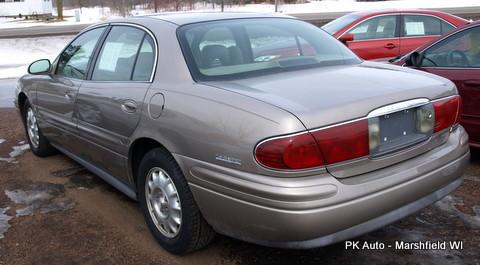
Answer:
193;0;480;14
0;8;111;29
0;35;72;79
0;19;92;29
1;0;480;30
263;0;480;14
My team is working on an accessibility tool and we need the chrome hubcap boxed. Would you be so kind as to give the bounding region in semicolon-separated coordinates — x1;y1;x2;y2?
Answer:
145;167;182;238
26;108;39;148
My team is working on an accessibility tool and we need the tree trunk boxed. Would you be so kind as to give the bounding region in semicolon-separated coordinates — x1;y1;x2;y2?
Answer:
56;0;63;20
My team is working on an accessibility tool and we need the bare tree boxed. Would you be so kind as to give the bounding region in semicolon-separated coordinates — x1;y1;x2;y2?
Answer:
173;0;181;11
76;0;89;13
56;0;64;20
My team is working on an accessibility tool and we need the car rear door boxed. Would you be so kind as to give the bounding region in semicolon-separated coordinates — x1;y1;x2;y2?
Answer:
429;69;480;147
343;14;400;60
35;26;107;151
399;14;455;56
416;25;480;146
73;24;156;182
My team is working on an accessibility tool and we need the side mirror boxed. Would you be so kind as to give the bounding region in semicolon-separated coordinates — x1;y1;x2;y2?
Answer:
28;59;51;75
405;51;423;67
339;33;354;44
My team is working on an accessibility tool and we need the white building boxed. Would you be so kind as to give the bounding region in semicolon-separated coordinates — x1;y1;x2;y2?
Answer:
0;0;53;17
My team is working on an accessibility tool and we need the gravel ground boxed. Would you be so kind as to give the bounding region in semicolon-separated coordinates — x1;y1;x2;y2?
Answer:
0;107;479;265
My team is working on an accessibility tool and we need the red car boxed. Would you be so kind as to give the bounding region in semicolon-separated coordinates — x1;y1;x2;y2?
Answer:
322;10;468;60
395;21;480;148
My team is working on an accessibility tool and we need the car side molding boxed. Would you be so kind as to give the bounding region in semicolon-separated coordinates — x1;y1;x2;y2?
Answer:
51;143;137;200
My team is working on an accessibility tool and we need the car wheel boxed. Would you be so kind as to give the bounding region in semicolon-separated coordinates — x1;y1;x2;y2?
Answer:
138;148;215;254
23;100;56;157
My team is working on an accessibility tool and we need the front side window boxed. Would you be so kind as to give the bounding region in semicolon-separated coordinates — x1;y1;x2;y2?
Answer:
421;26;480;68
56;27;106;79
92;26;154;81
178;18;360;81
347;15;397;40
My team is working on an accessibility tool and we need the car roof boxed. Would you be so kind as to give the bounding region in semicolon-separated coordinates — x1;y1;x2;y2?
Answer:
141;11;292;25
349;9;463;17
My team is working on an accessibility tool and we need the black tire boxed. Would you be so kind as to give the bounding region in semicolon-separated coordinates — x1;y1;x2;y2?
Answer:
138;148;215;254
22;100;56;157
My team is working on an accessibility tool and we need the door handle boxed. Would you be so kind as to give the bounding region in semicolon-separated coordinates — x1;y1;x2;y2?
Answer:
464;80;480;87
121;100;137;113
384;43;396;49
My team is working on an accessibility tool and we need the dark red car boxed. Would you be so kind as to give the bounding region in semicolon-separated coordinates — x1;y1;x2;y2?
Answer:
322;10;468;60
395;21;480;148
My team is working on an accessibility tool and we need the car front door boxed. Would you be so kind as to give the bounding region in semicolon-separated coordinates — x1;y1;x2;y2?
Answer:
35;26;107;150
343;14;400;60
399;14;455;56
73;25;156;182
417;25;480;147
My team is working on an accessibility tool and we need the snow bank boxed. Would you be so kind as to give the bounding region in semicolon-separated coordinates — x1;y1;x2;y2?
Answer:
0;35;72;79
138;0;480;14
265;0;480;14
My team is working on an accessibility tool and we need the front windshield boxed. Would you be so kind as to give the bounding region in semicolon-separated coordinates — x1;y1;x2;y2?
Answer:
177;18;361;81
322;14;361;34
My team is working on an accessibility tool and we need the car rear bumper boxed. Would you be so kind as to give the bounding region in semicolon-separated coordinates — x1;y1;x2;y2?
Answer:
176;126;470;249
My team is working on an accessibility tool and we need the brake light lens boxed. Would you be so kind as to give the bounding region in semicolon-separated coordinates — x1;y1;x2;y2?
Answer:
255;132;325;170
433;96;461;132
255;119;369;170
311;119;369;165
255;97;460;171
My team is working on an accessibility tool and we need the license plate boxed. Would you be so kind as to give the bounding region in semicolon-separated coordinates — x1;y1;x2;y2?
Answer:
369;107;431;156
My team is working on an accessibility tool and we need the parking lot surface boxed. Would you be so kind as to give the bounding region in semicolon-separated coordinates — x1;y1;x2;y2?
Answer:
0;79;15;107
0;107;479;265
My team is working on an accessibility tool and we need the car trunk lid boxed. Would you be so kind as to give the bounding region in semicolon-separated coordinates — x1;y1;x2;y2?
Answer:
203;62;457;178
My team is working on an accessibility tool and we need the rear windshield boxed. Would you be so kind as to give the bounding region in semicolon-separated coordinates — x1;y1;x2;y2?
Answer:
177;18;361;81
322;13;361;34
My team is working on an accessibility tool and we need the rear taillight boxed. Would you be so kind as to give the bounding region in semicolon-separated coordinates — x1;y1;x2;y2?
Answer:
433;96;461;132
255;96;460;171
255;132;325;170
255;119;369;170
311;119;369;165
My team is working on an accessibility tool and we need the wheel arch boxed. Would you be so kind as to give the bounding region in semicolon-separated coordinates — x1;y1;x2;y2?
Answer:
17;92;28;116
129;137;173;189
